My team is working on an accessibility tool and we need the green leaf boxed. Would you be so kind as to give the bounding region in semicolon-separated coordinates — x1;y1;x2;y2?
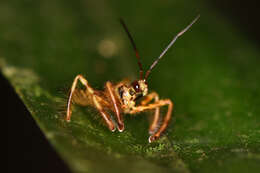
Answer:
2;0;260;173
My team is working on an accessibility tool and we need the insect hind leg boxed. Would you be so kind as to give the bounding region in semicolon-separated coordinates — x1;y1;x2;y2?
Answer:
66;74;94;122
66;74;116;131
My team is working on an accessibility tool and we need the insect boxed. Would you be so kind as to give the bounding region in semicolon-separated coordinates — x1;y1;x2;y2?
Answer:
66;15;200;143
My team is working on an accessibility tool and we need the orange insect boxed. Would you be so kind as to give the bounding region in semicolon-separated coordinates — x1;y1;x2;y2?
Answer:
66;15;199;143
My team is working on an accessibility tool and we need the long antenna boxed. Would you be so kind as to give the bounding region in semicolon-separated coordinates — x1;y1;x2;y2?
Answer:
120;18;144;79
145;15;200;80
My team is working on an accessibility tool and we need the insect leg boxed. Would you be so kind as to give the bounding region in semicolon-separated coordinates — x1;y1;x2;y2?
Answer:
66;74;94;122
150;99;173;143
66;75;116;131
92;95;116;132
106;81;124;132
140;92;160;134
130;99;174;143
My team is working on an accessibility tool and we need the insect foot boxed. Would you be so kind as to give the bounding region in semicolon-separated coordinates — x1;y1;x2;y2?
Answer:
148;135;160;143
117;123;125;132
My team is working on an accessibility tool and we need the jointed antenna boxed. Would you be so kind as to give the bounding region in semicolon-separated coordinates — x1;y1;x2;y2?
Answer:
145;15;200;80
120;18;144;79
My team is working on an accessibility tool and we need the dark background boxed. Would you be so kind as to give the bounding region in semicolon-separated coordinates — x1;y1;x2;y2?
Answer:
6;1;259;172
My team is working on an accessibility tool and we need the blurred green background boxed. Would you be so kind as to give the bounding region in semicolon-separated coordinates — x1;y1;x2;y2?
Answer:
3;0;260;173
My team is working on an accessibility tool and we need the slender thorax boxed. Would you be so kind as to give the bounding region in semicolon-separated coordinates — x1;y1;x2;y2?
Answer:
66;15;200;143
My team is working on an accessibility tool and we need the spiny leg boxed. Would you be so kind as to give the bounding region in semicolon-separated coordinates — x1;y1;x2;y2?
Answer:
141;92;160;134
66;75;115;131
106;81;124;132
130;99;174;143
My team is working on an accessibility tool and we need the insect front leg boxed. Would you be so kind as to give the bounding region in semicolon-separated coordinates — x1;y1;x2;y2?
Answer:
141;92;160;134
106;81;124;132
130;99;174;143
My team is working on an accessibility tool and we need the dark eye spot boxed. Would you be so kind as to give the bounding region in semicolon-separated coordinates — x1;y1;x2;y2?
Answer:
131;80;140;92
129;89;135;96
118;86;124;98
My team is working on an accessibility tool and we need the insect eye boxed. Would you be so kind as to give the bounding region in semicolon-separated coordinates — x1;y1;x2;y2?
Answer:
131;81;140;92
